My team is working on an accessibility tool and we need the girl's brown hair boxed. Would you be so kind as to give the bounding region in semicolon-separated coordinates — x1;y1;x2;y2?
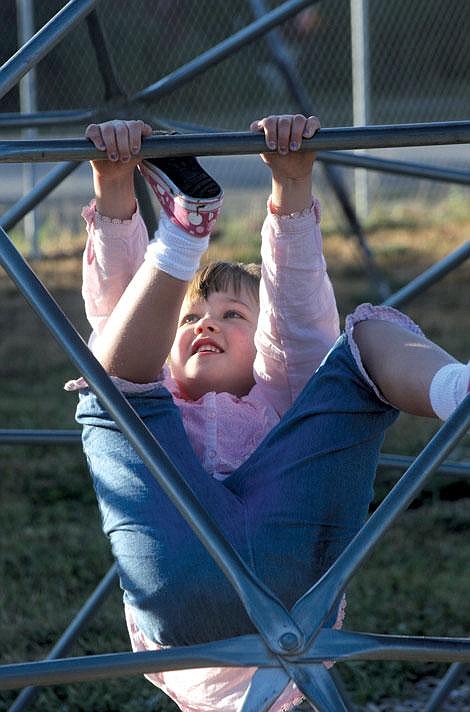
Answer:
186;261;261;305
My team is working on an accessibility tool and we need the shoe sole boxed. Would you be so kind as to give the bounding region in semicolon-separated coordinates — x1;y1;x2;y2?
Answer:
139;160;223;238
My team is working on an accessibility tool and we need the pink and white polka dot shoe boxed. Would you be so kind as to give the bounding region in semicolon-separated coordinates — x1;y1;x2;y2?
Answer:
139;155;223;238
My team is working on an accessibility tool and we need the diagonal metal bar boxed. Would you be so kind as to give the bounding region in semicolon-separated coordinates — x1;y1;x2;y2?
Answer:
378;453;470;477
383;240;470;309
0;161;79;232
0;223;303;655
133;0;320;103
0;0;97;100
424;662;468;712
85;10;124;102
248;0;389;299
290;394;470;642
282;663;348;711
239;667;292;712
8;565;118;712
2;121;470;164
319;150;470;185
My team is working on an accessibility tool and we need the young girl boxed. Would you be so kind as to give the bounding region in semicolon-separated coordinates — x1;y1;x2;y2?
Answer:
68;115;469;711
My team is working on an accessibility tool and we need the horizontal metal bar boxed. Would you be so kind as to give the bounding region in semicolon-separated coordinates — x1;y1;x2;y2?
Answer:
384;240;470;309
4;430;470;483
0;109;96;130
134;0;319;103
0;429;81;444
0;224;302;655
0;162;79;232
3;430;469;478
2;121;470;164
308;629;470;664
291;394;470;641
2;627;470;690
0;635;274;689
0;0;96;101
8;565;117;712
318;150;470;186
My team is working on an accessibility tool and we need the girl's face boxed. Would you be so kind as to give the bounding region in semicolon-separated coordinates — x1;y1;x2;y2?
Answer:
170;287;259;401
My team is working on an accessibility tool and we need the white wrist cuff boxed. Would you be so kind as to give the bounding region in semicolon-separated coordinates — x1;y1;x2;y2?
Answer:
145;212;209;281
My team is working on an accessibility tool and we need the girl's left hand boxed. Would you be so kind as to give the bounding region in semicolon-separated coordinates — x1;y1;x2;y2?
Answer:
249;114;320;180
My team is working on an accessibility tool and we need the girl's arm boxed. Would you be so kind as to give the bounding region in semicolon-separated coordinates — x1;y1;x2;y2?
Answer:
249;113;319;214
83;120;189;383
250;115;340;413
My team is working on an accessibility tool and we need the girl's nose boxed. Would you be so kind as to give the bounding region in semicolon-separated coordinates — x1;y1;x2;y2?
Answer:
194;315;219;334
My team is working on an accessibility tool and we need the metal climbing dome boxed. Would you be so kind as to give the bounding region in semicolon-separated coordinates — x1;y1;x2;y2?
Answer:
0;1;469;710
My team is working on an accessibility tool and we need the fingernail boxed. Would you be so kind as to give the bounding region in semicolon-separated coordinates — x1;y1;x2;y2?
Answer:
290;141;298;151
121;156;130;163
131;146;139;154
268;141;276;149
109;152;118;161
279;147;288;155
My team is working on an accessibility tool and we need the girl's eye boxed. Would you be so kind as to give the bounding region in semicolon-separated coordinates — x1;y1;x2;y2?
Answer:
180;314;199;325
224;310;243;319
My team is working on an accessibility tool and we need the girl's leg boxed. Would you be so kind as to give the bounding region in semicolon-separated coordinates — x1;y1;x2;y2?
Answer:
225;333;400;614
353;318;463;416
76;386;254;647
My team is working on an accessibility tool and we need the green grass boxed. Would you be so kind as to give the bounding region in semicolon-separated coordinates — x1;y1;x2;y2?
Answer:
1;194;469;710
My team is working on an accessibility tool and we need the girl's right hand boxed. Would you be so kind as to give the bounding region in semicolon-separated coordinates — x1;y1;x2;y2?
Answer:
85;119;152;179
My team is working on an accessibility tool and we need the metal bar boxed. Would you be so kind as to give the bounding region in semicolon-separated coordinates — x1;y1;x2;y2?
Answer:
248;0;389;299
318;150;470;185
283;663;348;711
3;430;469;479
0;0;97;100
85;10;123;101
383;240;470;309
17;0;40;259
4;427;470;479
290;394;470;640
423;662;467;712
0;109;96;130
350;0;371;215
0;637;275;689
133;0;321;103
239;667;291;711
109;115;470;188
2;121;470;164
84;11;158;238
0;429;81;444
0;161;79;232
378;453;470;477
0;224;303;655
133;166;158;243
8;565;118;712
306;629;470;664
2;627;470;690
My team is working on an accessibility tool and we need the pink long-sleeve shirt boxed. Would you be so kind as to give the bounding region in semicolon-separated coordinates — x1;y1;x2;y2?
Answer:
72;199;341;711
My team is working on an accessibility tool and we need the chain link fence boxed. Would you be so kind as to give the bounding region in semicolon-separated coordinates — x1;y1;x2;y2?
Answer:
1;0;470;242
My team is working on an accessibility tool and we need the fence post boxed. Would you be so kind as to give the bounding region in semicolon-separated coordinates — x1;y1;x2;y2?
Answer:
351;0;370;217
16;0;40;258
